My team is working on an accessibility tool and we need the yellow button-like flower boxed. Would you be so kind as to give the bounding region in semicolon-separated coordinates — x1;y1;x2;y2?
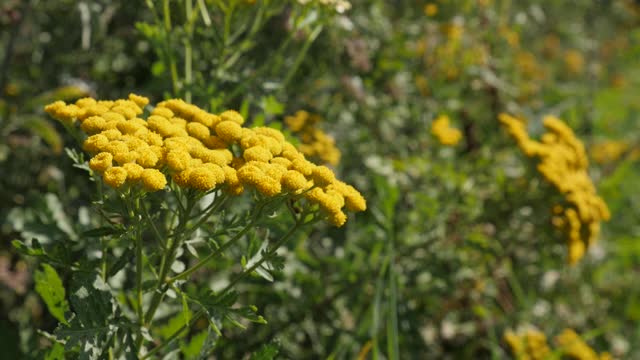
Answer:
166;150;192;172
141;168;167;192
89;152;113;173
281;170;309;194
81;116;107;134
186;122;210;141
123;163;144;181
244;146;273;163
83;134;110;153
215;120;243;143
290;158;315;176
102;129;123;141
137;147;161;168
332;181;367;212
128;93;149;108
187;166;219;191
219;110;244;125
151;107;174;118
102;112;126;123
114;150;139;164
310;165;336;187
103;166;128;188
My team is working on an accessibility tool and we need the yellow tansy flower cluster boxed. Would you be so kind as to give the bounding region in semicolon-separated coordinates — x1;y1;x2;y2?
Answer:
504;328;551;360
284;110;341;166
431;115;462;146
46;95;365;226
45;94;167;191
556;329;612;360
589;140;629;164
564;49;585;74
499;113;611;264
424;3;438;17
505;328;612;360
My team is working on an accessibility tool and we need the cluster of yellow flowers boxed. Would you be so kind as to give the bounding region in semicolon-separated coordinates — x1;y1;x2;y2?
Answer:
564;49;585;74
423;3;438;16
505;328;612;360
589;140;629;164
504;328;551;360
284;110;341;166
431;115;462;146
499;114;610;263
45;95;366;226
556;329;612;360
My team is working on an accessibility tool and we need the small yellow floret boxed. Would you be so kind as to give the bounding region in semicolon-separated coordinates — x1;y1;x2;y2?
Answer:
137;147;160;168
219;110;244;125
290;158;315;176
123;163;144;181
310;165;336;187
186;122;210;141
141;168;167;191
89;152;113;173
81;116;107;134
114;150;139;164
83;134;110;153
282;170;309;193
166;150;192;171
215;121;243;143
103;167;128;188
128;93;149;108
244;146;273;163
187;167;218;191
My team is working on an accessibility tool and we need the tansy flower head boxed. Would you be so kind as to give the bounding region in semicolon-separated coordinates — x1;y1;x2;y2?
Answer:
103;167;128;188
500;113;609;264
220;110;245;125
215;121;243;143
431;115;462;146
123;163;144;181
89;152;113;173
283;111;341;165
45;95;366;226
141;169;167;192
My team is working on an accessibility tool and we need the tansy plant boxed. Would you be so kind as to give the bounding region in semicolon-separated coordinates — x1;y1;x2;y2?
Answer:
31;93;365;358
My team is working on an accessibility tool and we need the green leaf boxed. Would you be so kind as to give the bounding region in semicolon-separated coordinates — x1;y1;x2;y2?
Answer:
250;340;280;360
261;96;284;116
12;239;46;257
44;343;66;360
55;272;122;360
22;116;63;153
181;330;208;359
196;328;220;359
34;264;69;325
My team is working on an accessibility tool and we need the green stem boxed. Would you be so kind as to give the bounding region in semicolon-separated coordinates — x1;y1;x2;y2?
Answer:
142;219;304;359
167;219;256;284
141;201;166;249
144;197;194;326
220;220;301;296
279;25;323;93
162;0;179;96
184;0;193;102
141;308;206;360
